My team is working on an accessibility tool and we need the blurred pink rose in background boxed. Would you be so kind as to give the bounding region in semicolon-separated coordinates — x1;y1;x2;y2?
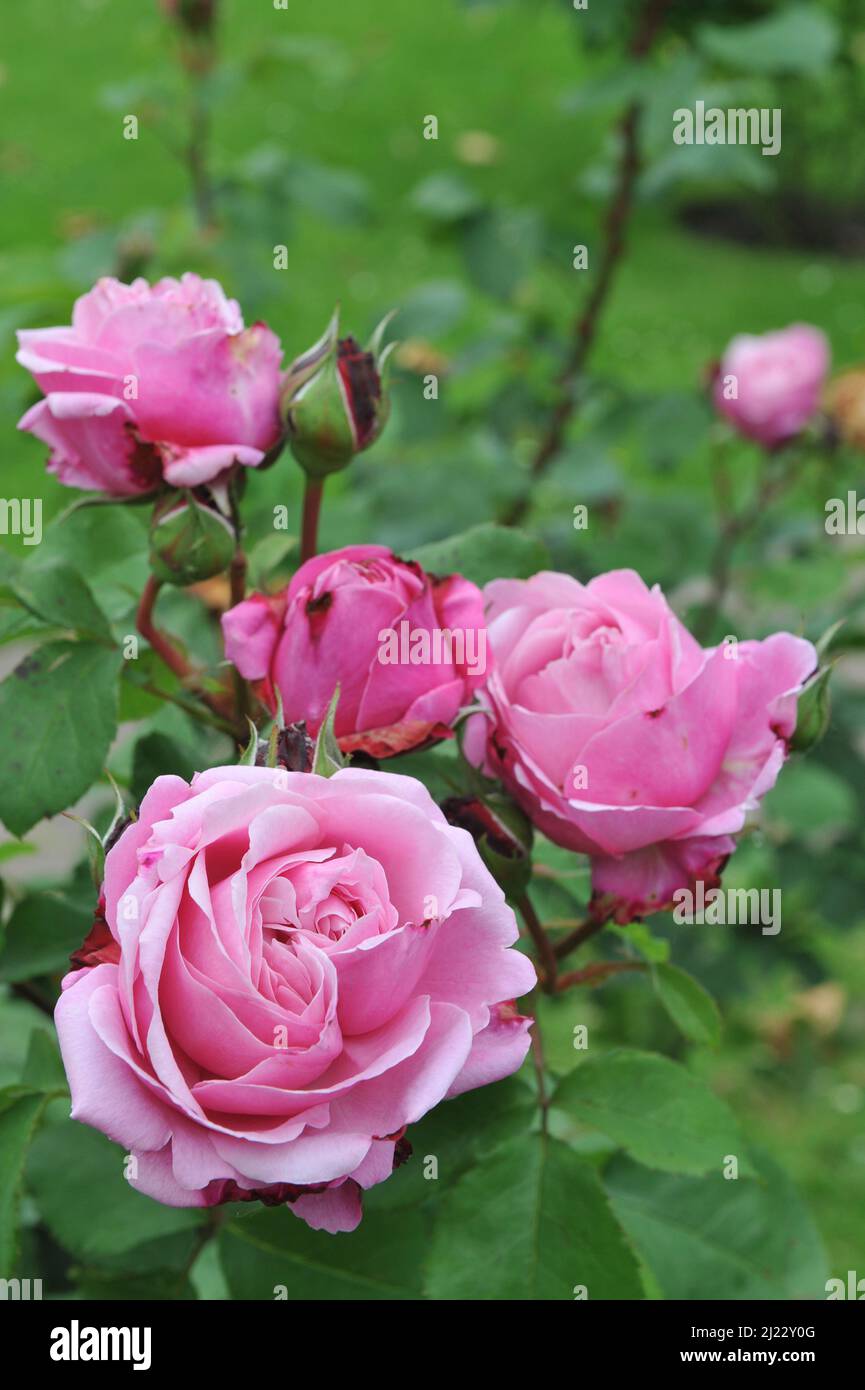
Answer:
712;323;828;448
466;569;816;922
17;273;282;495
55;766;535;1233
222;544;488;758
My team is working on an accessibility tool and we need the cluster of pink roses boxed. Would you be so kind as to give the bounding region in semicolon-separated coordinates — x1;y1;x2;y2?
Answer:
17;275;818;1232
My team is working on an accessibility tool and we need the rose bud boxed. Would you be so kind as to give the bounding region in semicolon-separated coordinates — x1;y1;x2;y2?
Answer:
442;791;533;899
148;490;236;587
789;666;831;754
465;568;816;924
221;544;487;758
280;309;394;478
712;324;828;450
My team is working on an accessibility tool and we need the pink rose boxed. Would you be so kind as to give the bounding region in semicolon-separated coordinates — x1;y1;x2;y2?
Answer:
222;544;488;758
713;324;828;448
55;766;535;1233
466;569;815;922
17;274;282;495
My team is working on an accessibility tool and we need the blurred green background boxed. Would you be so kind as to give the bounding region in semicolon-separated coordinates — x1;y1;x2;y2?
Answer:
1;0;865;1292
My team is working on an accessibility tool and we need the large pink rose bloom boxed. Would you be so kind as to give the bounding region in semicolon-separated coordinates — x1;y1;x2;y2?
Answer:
222;544;488;758
17;274;282;494
55;766;534;1233
467;569;816;922
713;324;828;449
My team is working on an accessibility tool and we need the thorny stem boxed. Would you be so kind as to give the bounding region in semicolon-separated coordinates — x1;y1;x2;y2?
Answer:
136;576;196;684
698;449;803;642
553;914;608;960
300;478;325;565
180;38;218;233
501;0;672;527
556;960;646;993
229;545;251;726
136;576;244;737
516;892;558;994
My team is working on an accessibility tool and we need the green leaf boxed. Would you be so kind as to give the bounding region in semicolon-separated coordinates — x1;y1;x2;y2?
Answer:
220;1201;427;1300
609;920;670;964
652;964;722;1048
697;4;840;75
425;1133;644;1300
27;1121;204;1263
0;891;91;983
555;1049;743;1175
0;641;121;836
407;522;547;588
374;1076;535;1210
0;1086;50;1276
462;205;544;300
392;280;468;338
410;172;482;224
9;557;112;643
607;1150;828;1300
313;685;347;776
21;1030;67;1092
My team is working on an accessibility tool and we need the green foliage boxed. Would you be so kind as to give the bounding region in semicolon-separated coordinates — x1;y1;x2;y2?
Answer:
0;641;121;836
696;5;840;76
425;1133;644;1300
652;963;722;1048
555;1050;745;1175
607;1150;828;1300
0;892;90;982
407;523;548;587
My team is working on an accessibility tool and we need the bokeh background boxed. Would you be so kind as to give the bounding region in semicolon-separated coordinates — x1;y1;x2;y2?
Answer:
1;0;864;1295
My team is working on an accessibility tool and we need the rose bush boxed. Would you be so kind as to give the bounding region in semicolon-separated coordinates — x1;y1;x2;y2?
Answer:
222;544;487;756
55;765;535;1233
16;273;282;494
466;568;816;921
712;323;828;449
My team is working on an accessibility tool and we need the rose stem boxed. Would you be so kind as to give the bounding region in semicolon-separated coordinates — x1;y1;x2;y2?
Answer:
515;891;558;994
136;576;243;735
697;451;802;643
136;576;196;682
228;545;252;725
553;915;608;961
556;961;646;993
500;0;672;528
300;477;324;564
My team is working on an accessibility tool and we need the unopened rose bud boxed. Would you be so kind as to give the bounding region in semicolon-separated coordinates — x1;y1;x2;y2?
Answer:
149;491;236;587
442;791;533;898
280;309;395;478
790;666;831;754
